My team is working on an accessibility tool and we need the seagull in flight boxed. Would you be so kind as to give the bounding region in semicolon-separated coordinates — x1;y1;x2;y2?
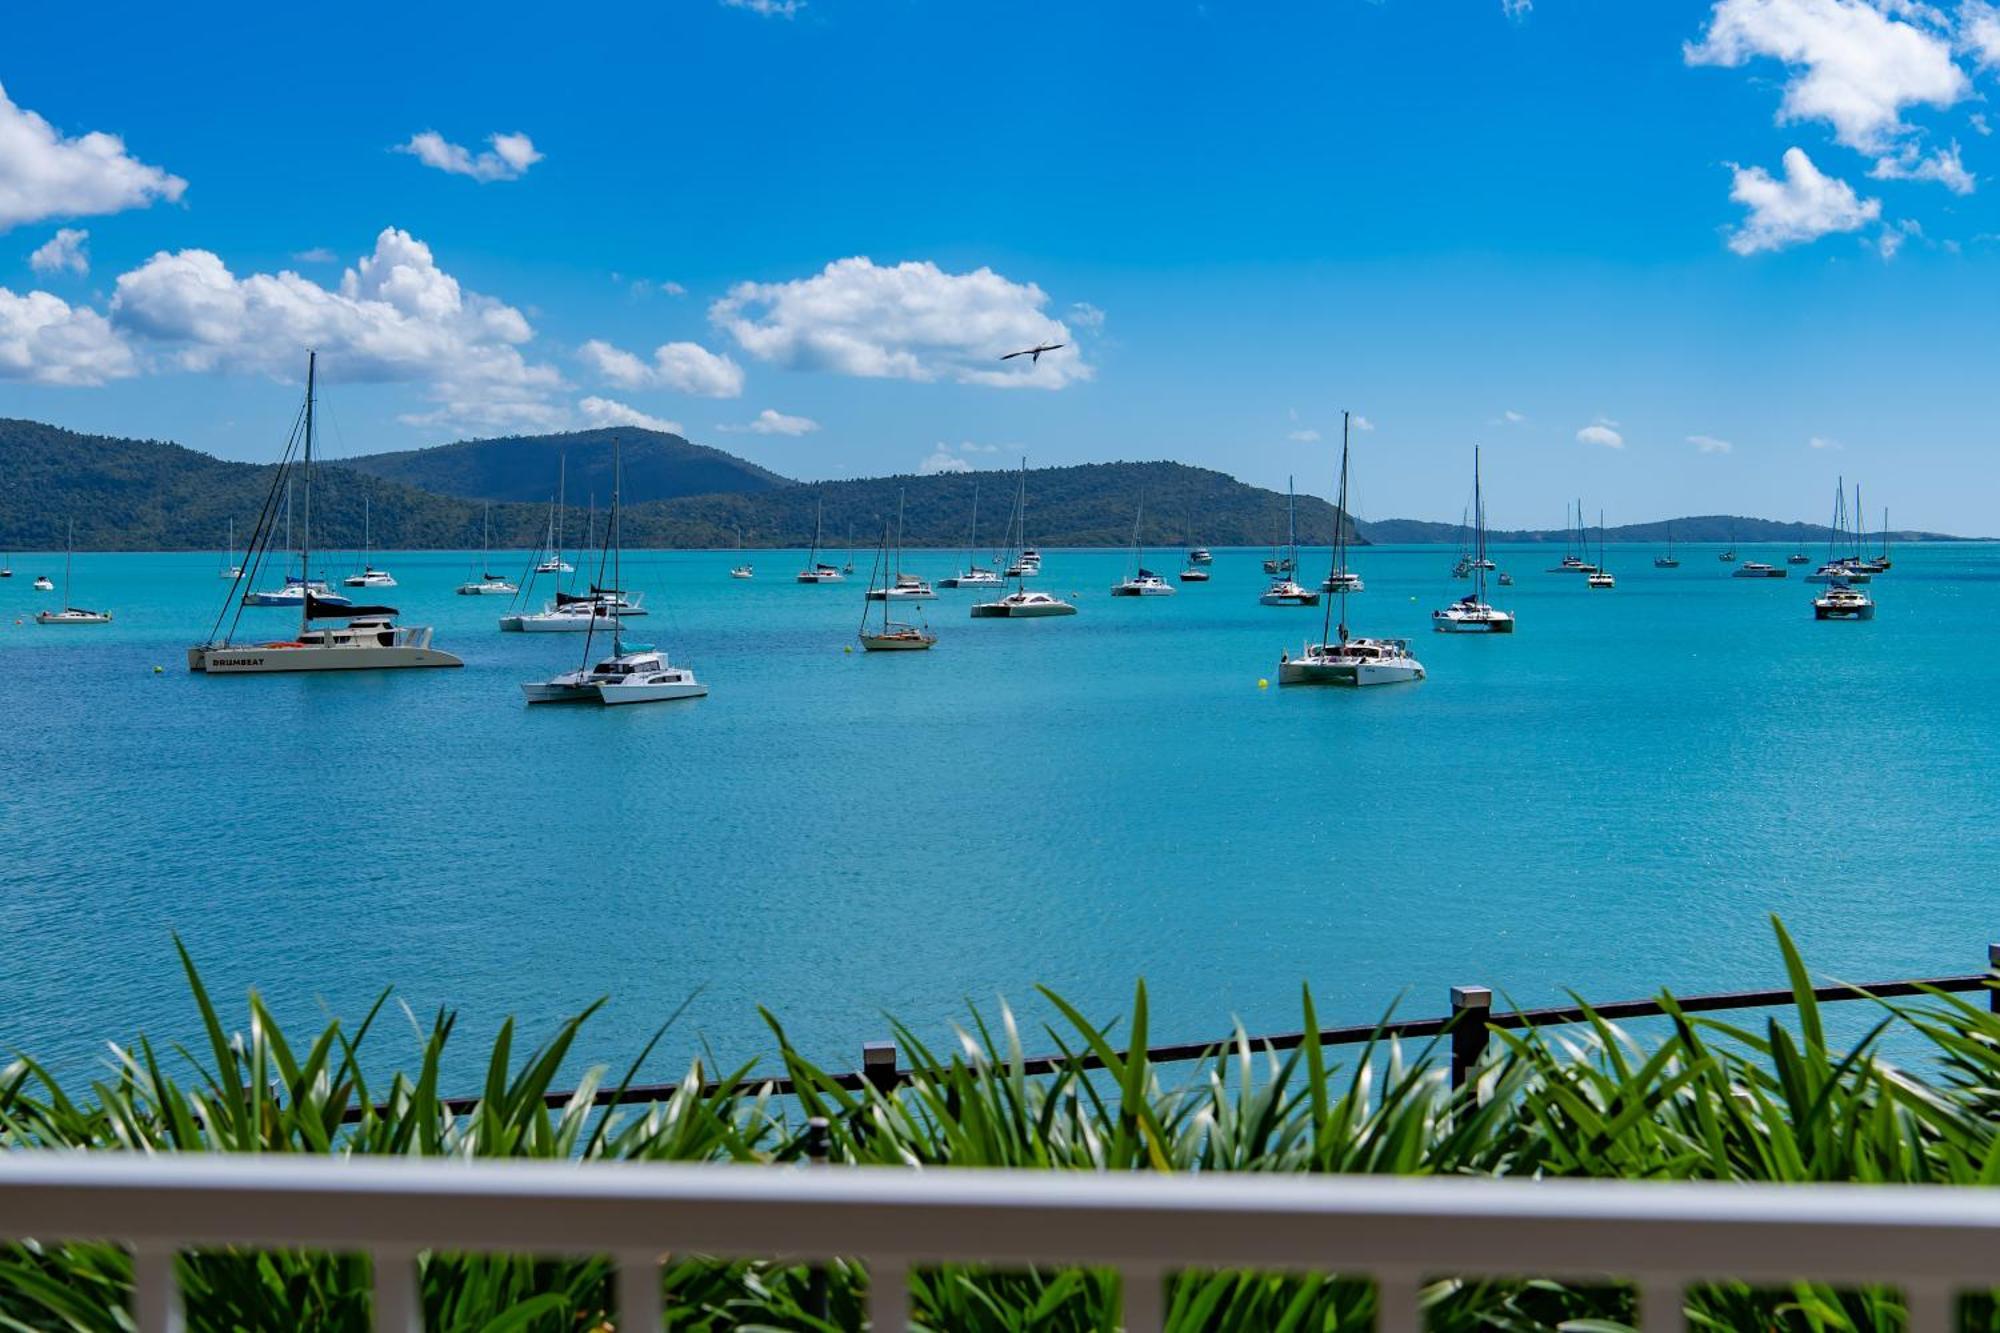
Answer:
1001;341;1066;364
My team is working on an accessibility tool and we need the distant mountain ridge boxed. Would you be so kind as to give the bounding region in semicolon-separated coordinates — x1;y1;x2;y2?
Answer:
1361;514;1965;545
0;418;1976;550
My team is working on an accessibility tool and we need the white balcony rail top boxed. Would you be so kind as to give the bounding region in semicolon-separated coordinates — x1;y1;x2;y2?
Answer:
5;1154;2000;1331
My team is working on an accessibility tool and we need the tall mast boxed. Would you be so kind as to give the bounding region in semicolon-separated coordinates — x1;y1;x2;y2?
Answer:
895;488;906;580
967;480;979;568
1473;446;1486;603
362;493;371;560
299;350;316;635
556;452;566;573
63;517;73;605
1323;412;1351;646
810;495;823;565
612;439;623;656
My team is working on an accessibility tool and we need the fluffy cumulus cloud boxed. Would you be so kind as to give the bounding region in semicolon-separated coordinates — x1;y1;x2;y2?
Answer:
1577;421;1625;448
111;227;565;430
1689;433;1735;453
1726;148;1882;252
918;446;974;475
0;82;185;231
395;131;543;183
721;408;818;435
1686;0;1968;156
0;287;132;385
578;337;744;397
1870;140;1974;191
1961;1;2000;66
29;227;88;276
578;396;683;435
710;256;1089;389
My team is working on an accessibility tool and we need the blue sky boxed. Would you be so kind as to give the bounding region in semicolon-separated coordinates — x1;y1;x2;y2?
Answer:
3;0;1998;530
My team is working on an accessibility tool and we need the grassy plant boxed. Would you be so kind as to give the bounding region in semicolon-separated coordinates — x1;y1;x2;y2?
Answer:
2;921;1997;1330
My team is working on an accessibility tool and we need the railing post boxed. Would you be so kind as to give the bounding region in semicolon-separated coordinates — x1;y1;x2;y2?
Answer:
132;1248;183;1333
863;1041;899;1096
804;1116;831;1323
617;1250;663;1332
1375;1272;1423;1333
1986;944;1999;1013
869;1260;910;1332
1635;1277;1682;1333
372;1250;422;1333
1449;986;1492;1089
1122;1266;1165;1333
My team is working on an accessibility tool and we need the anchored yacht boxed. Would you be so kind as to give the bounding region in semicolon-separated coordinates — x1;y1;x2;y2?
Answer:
1732;561;1786;579
1813;581;1875;621
36;522;112;625
1433;448;1512;634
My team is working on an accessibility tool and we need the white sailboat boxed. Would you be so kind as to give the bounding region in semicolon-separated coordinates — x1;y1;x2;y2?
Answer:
866;490;936;599
1110;491;1175;596
1805;479;1871;584
244;480;348;607
939;479;1004;589
343;495;397;587
1279;412;1424;686
796;496;844;582
34;519;112;625
1261;476;1320;606
523;441;705;704
1654;521;1679;569
1433;448;1513;633
534;457;573;574
972;459;1076;618
456;503;516;595
859;518;937;651
189;352;461;673
219;519;242;579
1587;510;1615;588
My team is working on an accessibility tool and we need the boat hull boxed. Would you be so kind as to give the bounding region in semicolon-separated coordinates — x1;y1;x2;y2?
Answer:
595;680;708;705
1432;613;1514;634
1278;658;1425;687
860;633;936;651
1814;604;1875;621
970;601;1076;618
1259;593;1320;607
188;644;463;673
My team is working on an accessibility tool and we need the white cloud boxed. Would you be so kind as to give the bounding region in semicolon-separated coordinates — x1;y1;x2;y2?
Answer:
1686;0;1968;155
395;131;543;183
0;286;132;385
918;446;974;475
1067;301;1106;331
723;0;804;15
1870;140;1975;191
291;247;338;263
1287;428;1320;442
1353;414;1376;432
1877;216;1926;255
28;227;88;276
721;407;818;435
0;82;185;231
578;396;683;435
111;227;564;431
1963;1;2000;66
1726;148;1882;253
1577;423;1626;448
1972;111;1994;135
1503;409;1527;423
1689;433;1736;453
579;337;744;397
1503;0;1533;20
1810;434;1843;448
710;256;1088;389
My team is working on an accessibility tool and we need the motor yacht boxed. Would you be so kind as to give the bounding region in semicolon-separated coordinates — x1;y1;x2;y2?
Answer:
1732;561;1786;578
1178;565;1211;582
1322;569;1364;594
1110;569;1176;596
344;566;397;588
1188;547;1213;565
32;575;54;591
1259;578;1319;607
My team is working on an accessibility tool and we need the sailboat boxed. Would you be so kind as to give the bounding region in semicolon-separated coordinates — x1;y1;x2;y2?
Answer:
866;490;937;599
1280;414;1424;685
1260;475;1319;606
1549;501;1597;573
796;495;844;582
522;440;705;704
344;494;397;587
1654;521;1680;569
244;480;349;607
1433;448;1513;633
1587;510;1616;588
218;519;242;579
189;353;460;672
34;519;112;624
457;503;517;594
535;456;573;574
1322;487;1364;594
730;522;753;579
972;459;1076;617
859;519;937;651
1180;503;1212;582
1805;479;1870;584
1719;525;1737;563
1111;491;1175;596
939;480;1004;589
1851;493;1891;574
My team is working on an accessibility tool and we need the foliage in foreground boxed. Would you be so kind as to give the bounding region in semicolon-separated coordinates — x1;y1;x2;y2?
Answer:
5;922;2000;1331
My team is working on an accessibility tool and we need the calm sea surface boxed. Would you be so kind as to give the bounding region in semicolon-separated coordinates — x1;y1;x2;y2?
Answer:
3;541;1994;1088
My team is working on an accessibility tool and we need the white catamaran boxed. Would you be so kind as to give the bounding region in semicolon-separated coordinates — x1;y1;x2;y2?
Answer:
1110;490;1175;596
188;353;461;673
1280;413;1425;686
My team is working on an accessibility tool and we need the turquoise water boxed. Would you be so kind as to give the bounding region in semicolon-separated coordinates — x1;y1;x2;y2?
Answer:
3;542;1994;1088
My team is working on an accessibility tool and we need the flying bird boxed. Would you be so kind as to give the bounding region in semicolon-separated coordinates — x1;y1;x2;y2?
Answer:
1000;342;1066;364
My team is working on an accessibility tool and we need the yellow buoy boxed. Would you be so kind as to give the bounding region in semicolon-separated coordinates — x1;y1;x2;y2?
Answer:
153;665;163;674
843;645;853;653
1257;678;1269;689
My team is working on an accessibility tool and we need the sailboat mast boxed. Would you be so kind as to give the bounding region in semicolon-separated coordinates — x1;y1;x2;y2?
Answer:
64;517;73;605
967;480;979;567
612;441;623;656
1473;447;1486;603
1322;413;1350;646
299;351;316;635
895;488;906;581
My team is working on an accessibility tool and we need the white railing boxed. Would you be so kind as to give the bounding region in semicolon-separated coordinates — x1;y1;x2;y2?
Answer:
4;1155;2000;1331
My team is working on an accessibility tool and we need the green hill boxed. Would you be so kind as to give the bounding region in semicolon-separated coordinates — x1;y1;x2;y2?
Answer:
1361;514;1962;545
338;427;790;506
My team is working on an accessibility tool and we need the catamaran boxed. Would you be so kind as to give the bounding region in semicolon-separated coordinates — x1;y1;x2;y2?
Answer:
1805;479;1871;584
1110;491;1175;596
456;503;517;595
1280;413;1424;686
522;441;704;704
1433;448;1513;633
973;460;1076;618
189;353;461;673
796;495;843;583
1813;580;1875;621
938;479;1004;589
343;495;397;587
34;519;112;625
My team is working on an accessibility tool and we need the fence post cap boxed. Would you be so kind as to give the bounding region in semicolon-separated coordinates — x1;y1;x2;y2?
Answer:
1988;943;2000;968
1450;985;1494;1010
862;1041;898;1068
